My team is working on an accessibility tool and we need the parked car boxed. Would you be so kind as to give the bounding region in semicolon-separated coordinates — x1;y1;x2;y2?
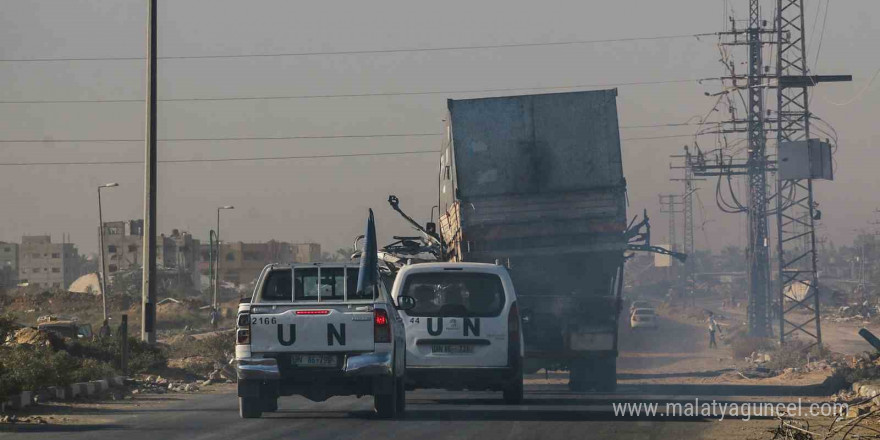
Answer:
36;316;92;339
629;300;652;316
234;263;415;419
630;308;658;329
391;262;524;404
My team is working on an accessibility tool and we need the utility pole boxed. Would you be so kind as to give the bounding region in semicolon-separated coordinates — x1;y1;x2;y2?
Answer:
691;1;775;337
215;206;234;311
671;146;705;304
743;0;773;338
97;182;119;322
774;0;851;347
141;0;158;344
659;194;684;252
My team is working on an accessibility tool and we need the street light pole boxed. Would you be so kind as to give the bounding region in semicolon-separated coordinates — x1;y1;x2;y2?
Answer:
142;0;158;344
97;183;119;322
214;206;234;310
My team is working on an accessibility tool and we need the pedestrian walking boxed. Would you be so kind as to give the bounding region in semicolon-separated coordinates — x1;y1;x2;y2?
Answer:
707;313;720;348
98;319;111;339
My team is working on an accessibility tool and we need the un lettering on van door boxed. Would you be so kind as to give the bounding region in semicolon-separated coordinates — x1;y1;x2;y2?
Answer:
276;324;346;346
426;318;480;336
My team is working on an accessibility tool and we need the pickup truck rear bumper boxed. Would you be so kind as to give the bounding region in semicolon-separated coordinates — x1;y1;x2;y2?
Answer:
235;358;282;381
235;352;393;381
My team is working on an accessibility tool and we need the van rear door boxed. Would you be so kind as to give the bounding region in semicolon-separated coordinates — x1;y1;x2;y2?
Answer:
398;269;510;367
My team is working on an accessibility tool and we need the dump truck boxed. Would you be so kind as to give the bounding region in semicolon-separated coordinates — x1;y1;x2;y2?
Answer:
436;89;628;391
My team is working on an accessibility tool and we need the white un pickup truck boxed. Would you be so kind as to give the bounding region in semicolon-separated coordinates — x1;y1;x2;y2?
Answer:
234;263;415;418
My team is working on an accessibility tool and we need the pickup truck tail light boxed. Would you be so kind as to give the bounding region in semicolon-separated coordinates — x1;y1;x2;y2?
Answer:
237;313;250;345
374;309;391;343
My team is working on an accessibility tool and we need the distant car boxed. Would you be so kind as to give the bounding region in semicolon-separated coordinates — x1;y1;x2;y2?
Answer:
630;308;658;329
629;301;652;316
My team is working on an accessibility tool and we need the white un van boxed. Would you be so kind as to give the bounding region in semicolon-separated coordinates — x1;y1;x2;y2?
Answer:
390;262;524;403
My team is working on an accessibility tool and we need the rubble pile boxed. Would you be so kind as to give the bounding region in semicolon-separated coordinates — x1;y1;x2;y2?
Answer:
131;375;201;394
131;366;235;395
0;414;49;425
3;327;64;349
829;302;880;323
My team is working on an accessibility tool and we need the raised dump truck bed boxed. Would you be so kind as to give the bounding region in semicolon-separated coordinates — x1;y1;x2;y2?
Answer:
438;89;626;391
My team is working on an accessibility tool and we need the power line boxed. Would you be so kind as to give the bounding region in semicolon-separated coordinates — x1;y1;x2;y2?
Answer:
0;150;439;167
0;131;719;144
621;133;717;141
0;32;714;63
0;133;442;143
0;78;708;104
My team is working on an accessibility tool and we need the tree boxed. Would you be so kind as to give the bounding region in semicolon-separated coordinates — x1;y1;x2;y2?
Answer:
335;248;354;262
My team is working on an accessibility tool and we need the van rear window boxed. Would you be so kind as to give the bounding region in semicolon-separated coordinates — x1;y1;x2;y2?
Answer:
402;272;505;317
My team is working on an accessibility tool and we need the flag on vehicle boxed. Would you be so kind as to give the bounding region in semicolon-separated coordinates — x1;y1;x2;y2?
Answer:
356;208;378;297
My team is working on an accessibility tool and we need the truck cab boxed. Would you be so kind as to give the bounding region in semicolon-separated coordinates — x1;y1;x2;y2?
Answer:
234;263;415;418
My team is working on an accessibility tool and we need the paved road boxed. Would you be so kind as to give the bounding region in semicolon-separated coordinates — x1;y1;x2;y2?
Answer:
1;381;821;440
1;300;845;439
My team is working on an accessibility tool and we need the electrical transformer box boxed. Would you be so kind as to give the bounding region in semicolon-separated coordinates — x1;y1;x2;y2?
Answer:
778;139;833;181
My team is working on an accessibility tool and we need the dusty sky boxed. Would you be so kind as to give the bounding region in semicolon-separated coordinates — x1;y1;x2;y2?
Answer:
0;0;877;256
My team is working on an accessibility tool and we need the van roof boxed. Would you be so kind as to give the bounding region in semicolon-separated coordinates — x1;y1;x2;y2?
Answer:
396;262;508;275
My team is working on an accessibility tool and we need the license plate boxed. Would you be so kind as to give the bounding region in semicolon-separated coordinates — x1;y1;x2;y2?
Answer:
432;344;474;354
293;354;338;367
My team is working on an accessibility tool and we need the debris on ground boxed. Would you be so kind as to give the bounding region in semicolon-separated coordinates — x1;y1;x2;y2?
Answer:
0;414;49;425
3;327;64;349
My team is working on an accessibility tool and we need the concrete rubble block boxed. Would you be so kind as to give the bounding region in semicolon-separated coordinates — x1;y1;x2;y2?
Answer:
853;380;880;399
111;376;125;387
84;382;97;396
35;388;54;403
12;391;34;409
93;379;110;392
847;405;872;419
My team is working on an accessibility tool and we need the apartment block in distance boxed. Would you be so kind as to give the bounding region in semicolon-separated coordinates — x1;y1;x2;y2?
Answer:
102;220;201;288
200;241;321;286
0;242;18;288
18;235;80;289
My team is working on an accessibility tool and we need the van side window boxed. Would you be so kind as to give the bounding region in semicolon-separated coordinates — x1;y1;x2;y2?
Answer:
262;270;292;301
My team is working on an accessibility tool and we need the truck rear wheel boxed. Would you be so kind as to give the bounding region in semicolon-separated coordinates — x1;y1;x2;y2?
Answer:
239;396;262;419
